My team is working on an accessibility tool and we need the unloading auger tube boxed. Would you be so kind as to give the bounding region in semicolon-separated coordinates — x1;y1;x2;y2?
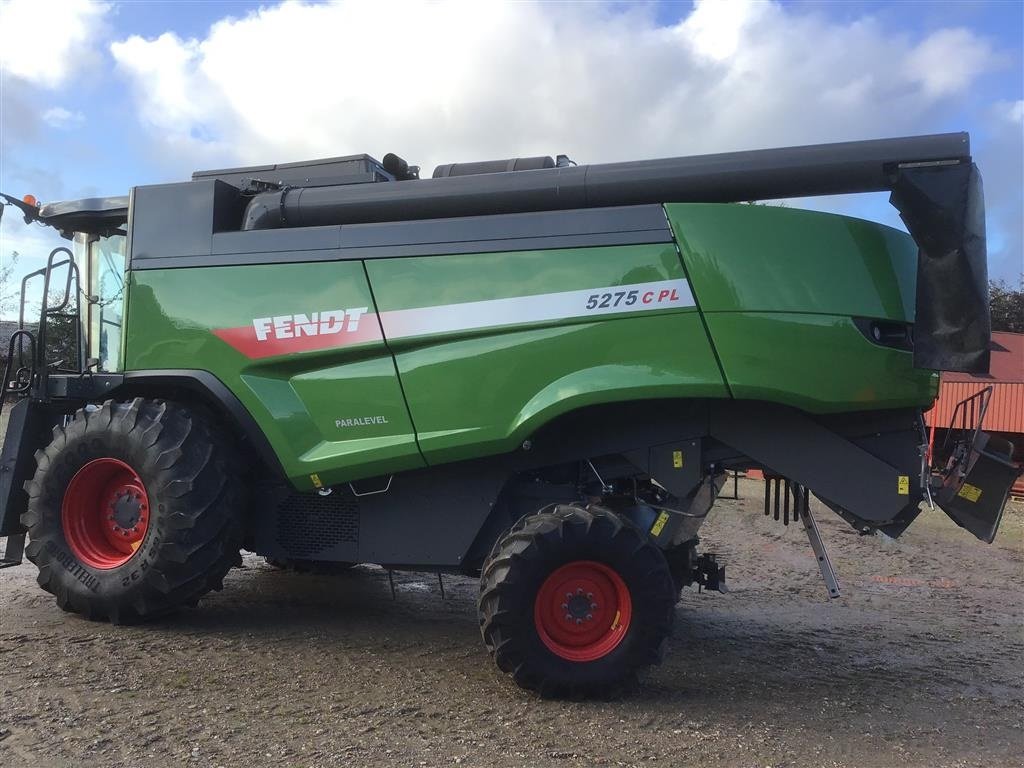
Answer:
241;131;988;373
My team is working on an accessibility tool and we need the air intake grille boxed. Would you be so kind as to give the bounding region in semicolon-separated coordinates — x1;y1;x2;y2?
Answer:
276;492;359;558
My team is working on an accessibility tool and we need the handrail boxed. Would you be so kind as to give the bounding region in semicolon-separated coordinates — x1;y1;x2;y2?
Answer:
39;247;84;378
942;385;992;454
7;246;84;405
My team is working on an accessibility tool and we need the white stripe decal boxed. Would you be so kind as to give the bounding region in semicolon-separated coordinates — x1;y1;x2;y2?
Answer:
379;278;694;339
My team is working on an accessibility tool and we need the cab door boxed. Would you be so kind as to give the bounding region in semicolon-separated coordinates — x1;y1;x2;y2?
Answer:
82;233;128;372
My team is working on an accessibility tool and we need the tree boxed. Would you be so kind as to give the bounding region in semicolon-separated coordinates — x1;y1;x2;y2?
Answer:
990;276;1024;334
0;252;18;317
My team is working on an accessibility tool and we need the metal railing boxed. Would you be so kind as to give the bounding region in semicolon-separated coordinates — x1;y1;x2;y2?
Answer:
0;247;83;422
942;386;992;452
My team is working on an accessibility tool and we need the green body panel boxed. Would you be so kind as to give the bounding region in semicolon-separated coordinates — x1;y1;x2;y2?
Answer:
120;204;938;488
386;314;723;465
665;203;937;410
705;312;938;411
366;245;684;309
666;203;918;319
124;262;425;487
366;245;726;465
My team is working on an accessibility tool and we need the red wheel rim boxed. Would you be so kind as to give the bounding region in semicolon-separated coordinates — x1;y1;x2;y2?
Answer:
534;560;632;662
61;458;150;570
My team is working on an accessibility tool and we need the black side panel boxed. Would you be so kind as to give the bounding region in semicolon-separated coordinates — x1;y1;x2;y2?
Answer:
335;204;668;248
0;400;61;536
193;153;391;188
212;225;340;255
890;163;990;373
709;402;916;524
133;205;672;270
251;460;509;568
130;180;244;265
267;490;361;562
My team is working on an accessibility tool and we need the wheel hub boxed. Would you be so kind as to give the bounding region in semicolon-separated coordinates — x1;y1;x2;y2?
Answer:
110;490;144;530
61;458;150;569
534;560;633;662
563;591;597;622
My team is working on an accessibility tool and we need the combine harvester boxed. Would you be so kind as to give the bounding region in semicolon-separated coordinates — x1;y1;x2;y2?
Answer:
1;132;1018;696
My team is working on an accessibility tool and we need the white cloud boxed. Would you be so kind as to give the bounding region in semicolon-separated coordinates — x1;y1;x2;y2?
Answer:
904;28;997;98
42;106;85;129
680;0;769;62
109;0;1002;172
1000;99;1024;125
0;0;109;89
106;0;1017;276
976;99;1024;281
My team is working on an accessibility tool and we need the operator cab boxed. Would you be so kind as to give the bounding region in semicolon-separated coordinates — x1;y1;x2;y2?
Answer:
43;196;130;374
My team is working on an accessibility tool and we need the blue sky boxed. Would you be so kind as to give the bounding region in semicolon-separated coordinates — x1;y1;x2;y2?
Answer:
1;0;1021;293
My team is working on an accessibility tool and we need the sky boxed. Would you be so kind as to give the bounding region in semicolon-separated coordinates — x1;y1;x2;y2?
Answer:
1;0;1022;300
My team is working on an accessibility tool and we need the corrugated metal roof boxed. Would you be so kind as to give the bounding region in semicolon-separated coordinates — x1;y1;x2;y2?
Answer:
926;333;1024;434
945;332;1023;383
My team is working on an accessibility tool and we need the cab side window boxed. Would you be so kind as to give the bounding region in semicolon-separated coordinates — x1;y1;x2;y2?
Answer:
89;235;127;372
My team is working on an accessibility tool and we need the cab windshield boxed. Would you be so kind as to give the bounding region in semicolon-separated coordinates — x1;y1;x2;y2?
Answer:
76;233;127;372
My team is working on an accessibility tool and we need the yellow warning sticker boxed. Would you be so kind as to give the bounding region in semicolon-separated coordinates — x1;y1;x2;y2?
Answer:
310;473;323;489
650;510;671;536
897;475;910;495
957;483;982;502
672;450;684;468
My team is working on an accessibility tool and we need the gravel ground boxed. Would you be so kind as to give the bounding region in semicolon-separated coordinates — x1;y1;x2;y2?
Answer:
1;478;1022;768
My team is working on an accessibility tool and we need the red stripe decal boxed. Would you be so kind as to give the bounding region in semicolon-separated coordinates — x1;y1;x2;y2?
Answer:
213;319;383;359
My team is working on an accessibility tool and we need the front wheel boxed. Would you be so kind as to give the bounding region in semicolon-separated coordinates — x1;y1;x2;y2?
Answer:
478;505;675;697
22;398;243;623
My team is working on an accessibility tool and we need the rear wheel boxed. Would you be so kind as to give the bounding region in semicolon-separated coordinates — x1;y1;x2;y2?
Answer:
22;399;244;623
478;504;675;697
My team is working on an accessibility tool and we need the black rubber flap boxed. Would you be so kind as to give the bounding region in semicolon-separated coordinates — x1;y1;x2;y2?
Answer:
890;162;990;373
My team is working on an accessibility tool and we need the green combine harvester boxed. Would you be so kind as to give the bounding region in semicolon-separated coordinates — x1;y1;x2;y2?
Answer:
0;132;1018;696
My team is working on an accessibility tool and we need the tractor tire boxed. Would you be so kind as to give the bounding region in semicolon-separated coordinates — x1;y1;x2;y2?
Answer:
21;398;243;623
478;504;675;698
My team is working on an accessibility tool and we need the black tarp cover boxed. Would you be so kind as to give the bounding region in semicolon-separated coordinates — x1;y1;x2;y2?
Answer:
890;163;990;374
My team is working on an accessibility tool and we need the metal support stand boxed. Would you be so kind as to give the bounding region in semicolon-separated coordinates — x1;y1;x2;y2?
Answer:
719;471;741;500
0;533;25;569
387;569;396;600
437;572;446;600
796;486;841;599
